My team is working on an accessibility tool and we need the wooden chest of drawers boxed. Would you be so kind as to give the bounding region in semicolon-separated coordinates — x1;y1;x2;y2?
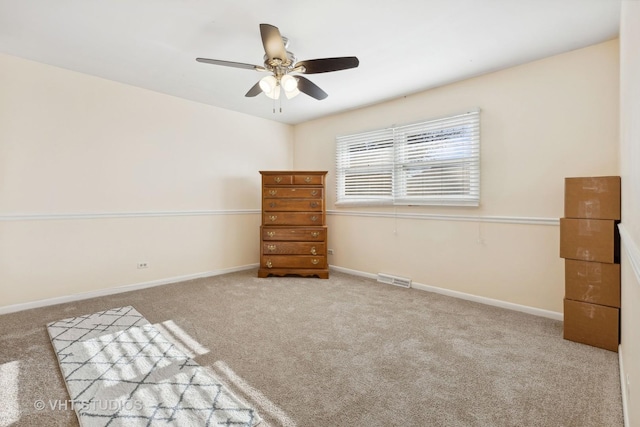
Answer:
259;171;328;279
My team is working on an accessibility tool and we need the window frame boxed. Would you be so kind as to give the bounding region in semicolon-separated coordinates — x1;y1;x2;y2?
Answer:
336;109;480;207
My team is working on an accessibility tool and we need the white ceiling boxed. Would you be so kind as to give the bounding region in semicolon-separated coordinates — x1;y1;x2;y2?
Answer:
0;0;621;125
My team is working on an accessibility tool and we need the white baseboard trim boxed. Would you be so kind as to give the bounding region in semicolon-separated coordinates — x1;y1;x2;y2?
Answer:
0;264;259;315
330;265;563;320
330;265;378;280
2;263;563;321
409;281;563;320
619;345;630;427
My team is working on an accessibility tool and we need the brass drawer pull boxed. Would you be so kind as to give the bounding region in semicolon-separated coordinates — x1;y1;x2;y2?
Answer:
269;190;277;196
304;176;312;183
267;244;276;252
266;231;275;238
311;190;318;196
311;259;319;265
310;202;318;208
269;202;276;208
310;215;318;221
311;231;320;238
274;177;282;183
266;259;273;268
269;215;278;222
310;246;317;255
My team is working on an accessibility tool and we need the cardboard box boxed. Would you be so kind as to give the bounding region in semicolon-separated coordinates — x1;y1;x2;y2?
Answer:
564;176;620;220
565;260;620;308
559;218;620;263
563;299;619;352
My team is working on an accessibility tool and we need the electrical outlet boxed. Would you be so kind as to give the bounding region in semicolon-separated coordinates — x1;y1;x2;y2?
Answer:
327;249;334;255
137;262;149;269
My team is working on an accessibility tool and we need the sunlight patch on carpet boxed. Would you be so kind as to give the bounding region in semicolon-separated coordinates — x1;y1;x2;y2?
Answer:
154;319;209;358
212;360;297;427
47;306;260;426
0;360;20;427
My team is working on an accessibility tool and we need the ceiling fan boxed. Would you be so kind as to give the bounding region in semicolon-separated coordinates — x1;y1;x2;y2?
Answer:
196;24;359;101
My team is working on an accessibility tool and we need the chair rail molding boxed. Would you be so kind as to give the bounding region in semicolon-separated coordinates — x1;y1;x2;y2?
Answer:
0;209;261;221
327;210;559;226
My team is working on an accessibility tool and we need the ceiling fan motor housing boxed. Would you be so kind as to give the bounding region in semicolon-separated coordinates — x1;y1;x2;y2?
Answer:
263;50;297;75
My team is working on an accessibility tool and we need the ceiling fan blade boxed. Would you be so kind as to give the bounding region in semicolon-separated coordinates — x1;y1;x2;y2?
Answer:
296;76;328;100
196;58;264;71
245;82;262;97
295;57;359;74
260;24;288;62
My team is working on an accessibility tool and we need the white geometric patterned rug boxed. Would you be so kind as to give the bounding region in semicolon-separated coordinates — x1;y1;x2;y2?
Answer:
47;306;261;426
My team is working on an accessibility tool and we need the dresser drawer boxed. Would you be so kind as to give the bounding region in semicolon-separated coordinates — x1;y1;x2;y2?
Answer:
263;174;293;185
263;188;323;199
261;255;327;269
263;242;326;255
294;174;324;185
264;199;323;212
262;227;326;241
263;213;324;226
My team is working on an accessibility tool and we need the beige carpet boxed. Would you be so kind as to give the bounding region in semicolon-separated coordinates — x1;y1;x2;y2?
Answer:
0;268;623;426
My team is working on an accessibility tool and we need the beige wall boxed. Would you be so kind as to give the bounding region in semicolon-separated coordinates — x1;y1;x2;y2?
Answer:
619;1;640;425
0;40;622;316
0;53;294;309
293;40;620;314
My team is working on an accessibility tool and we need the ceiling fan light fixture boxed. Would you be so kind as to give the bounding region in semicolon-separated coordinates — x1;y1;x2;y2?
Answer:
264;83;281;100
259;75;277;94
281;74;298;92
259;75;281;99
284;87;300;99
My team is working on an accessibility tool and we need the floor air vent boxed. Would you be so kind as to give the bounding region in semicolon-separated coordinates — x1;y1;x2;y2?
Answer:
377;273;412;288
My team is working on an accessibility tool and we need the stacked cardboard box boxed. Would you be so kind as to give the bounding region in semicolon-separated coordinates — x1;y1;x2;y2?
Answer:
559;176;621;352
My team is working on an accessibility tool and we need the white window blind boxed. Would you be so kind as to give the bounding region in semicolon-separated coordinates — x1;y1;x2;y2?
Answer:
336;110;480;206
335;128;395;205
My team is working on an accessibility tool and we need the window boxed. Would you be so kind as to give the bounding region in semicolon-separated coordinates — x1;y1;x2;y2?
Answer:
336;110;480;206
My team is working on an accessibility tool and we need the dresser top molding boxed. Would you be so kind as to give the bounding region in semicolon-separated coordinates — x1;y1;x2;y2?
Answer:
260;171;328;175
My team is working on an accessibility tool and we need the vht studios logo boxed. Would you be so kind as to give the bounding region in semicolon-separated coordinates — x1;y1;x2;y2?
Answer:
34;399;144;411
